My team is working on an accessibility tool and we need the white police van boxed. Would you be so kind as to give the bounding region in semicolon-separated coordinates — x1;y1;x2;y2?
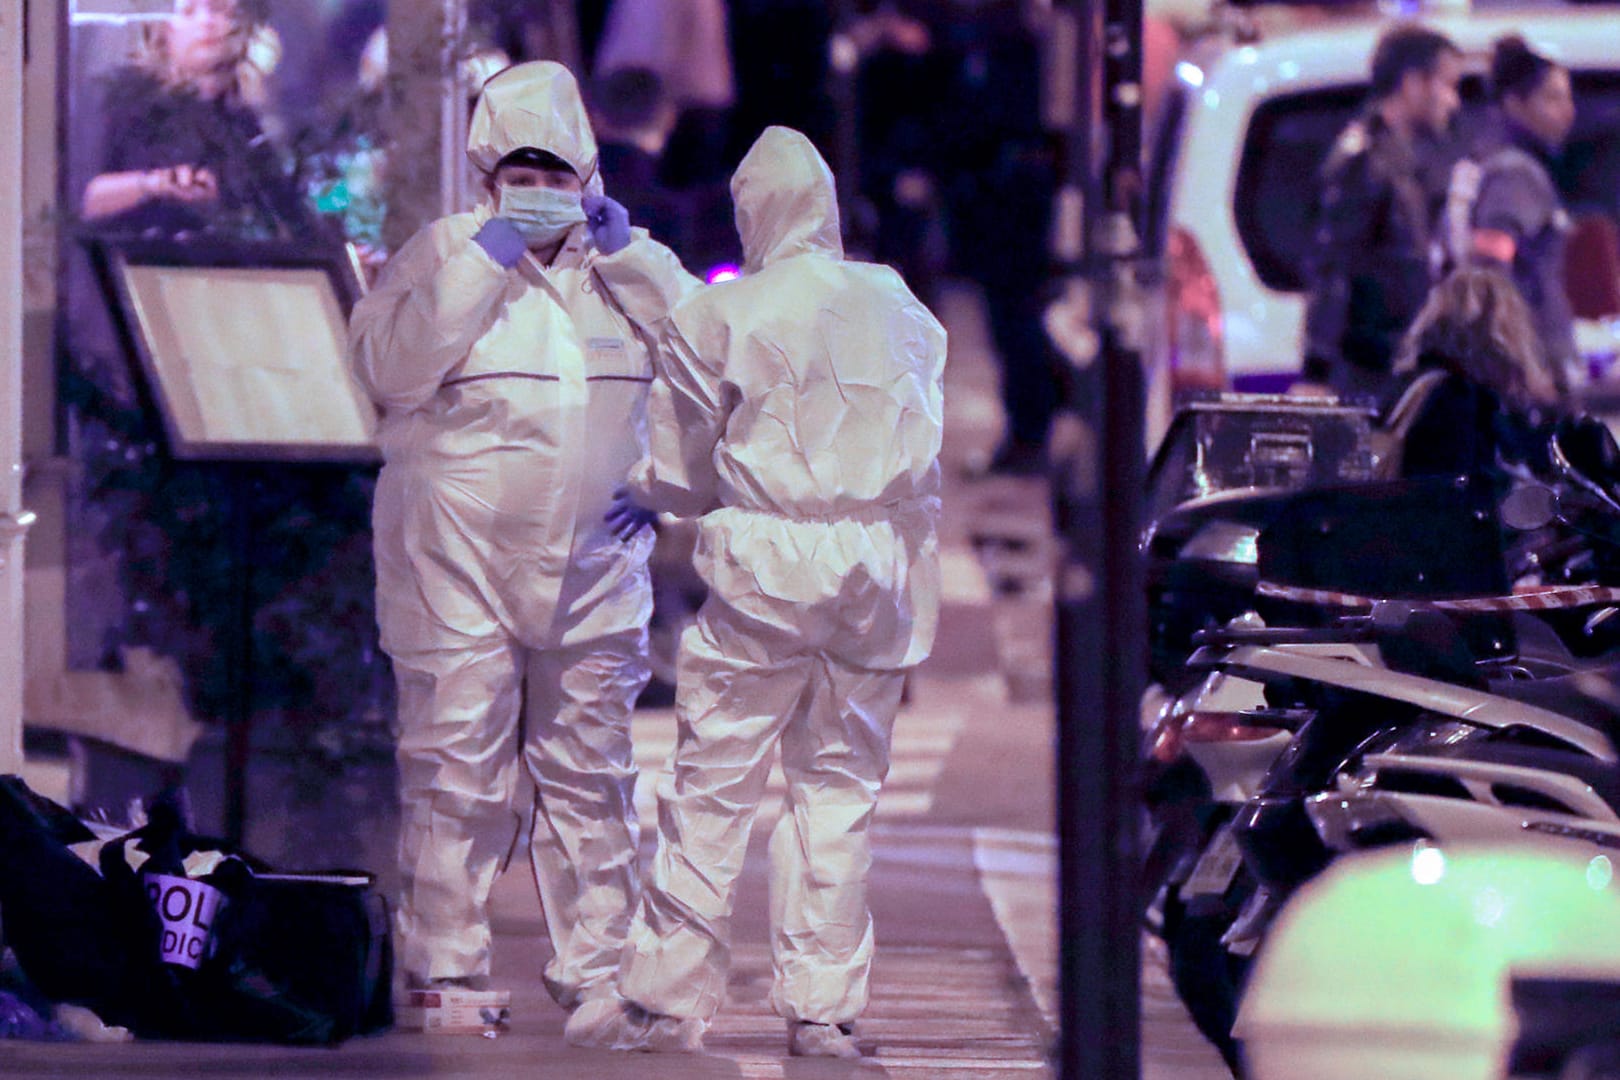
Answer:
1145;4;1620;434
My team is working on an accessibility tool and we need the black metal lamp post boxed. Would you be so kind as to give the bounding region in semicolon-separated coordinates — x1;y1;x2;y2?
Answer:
1048;0;1147;1075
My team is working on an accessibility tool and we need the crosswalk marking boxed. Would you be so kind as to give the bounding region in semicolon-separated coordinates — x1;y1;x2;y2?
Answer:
941;547;997;604
693;942;1053;1077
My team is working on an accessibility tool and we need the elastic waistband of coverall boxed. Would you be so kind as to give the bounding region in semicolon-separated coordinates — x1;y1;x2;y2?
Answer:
718;495;940;527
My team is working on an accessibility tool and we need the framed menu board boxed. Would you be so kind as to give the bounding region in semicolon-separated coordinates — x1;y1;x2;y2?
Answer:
89;236;379;462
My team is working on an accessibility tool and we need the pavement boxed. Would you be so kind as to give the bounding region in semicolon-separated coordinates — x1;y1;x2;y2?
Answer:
2;282;1231;1077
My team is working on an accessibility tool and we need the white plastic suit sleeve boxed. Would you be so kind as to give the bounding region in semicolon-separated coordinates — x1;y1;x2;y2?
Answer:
591;228;700;331
348;216;511;413
628;312;731;518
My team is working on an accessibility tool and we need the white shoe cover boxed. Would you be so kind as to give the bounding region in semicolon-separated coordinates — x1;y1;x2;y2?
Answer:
788;1021;861;1058
636;1006;707;1053
564;997;638;1048
564;996;706;1053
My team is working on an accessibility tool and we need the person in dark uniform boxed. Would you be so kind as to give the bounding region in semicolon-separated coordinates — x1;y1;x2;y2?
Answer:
1467;35;1580;395
588;68;688;256
934;1;1057;475
586;66;740;275
1302;24;1463;401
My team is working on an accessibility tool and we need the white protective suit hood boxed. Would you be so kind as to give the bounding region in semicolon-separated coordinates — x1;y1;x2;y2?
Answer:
730;126;842;273
467;61;599;185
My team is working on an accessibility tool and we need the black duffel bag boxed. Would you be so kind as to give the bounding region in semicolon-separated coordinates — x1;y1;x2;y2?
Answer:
0;778;392;1045
97;802;394;1044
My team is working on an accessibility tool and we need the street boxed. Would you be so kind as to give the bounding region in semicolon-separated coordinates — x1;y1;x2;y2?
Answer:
1;283;1229;1078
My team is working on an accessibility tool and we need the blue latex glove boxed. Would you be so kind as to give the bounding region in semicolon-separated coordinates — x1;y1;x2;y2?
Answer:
583;194;632;255
473;216;528;268
605;486;656;540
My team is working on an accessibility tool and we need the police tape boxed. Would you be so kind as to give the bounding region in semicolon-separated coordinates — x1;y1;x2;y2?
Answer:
1254;581;1620;613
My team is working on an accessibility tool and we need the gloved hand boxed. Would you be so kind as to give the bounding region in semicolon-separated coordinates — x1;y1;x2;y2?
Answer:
605;486;656;540
583;195;632;255
473;216;529;269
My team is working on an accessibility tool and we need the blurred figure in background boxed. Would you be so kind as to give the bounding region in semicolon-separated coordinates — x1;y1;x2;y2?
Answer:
1390;266;1560;479
79;0;317;240
587;65;741;275
588;67;686;255
593;0;735;188
1464;35;1580;394
1302;23;1463;401
934;0;1058;475
847;2;949;309
727;0;837;166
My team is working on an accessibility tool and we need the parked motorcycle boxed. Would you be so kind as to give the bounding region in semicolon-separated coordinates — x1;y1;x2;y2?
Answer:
1143;412;1620;1073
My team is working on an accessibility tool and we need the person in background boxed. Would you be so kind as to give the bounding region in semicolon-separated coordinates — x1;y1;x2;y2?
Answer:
1391;266;1560;479
587;65;738;273
347;61;694;1022
593;0;735;189
568;126;946;1059
1465;35;1580;394
847;2;948;311
935;0;1057;475
1302;23;1463;401
79;0;316;240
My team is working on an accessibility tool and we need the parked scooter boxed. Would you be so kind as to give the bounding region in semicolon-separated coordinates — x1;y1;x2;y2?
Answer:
1143;469;1526;1065
1164;423;1620;1071
1144;416;1620;1072
1141;392;1516;1071
1140;390;1421;950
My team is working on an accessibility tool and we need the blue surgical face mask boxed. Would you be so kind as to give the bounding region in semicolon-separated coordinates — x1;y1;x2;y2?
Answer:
498;184;586;248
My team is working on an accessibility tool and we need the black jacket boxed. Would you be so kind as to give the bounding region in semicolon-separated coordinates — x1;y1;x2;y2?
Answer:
1304;111;1443;380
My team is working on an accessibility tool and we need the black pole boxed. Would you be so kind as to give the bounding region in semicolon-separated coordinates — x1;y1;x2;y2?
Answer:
225;465;253;846
1051;0;1144;1074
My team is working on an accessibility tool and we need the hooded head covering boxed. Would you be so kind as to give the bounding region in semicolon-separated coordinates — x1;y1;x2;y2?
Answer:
467;61;599;184
730;126;842;273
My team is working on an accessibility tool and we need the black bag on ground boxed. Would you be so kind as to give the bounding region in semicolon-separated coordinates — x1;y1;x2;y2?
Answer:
1;778;394;1043
0;775;170;1032
211;870;395;1041
98;802;393;1043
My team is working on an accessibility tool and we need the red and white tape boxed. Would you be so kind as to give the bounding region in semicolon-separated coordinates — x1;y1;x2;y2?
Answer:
1254;580;1620;613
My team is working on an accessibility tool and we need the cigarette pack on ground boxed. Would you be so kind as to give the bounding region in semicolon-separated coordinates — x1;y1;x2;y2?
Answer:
395;988;511;1034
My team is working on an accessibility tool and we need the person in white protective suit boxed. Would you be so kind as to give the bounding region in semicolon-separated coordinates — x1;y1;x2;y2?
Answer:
569;125;947;1058
346;60;694;1015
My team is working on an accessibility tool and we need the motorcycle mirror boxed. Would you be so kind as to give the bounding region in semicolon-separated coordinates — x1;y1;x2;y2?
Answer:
1551;417;1620;514
1501;485;1558;531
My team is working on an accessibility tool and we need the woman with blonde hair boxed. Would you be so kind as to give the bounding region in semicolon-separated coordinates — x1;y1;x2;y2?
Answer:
79;0;312;239
1392;265;1561;478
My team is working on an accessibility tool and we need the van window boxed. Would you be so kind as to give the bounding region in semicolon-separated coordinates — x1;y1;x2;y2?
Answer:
1234;71;1620;294
1557;72;1620;220
1233;84;1366;293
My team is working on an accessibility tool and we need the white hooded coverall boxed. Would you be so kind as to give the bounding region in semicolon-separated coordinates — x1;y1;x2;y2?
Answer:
620;126;947;1026
347;61;693;1002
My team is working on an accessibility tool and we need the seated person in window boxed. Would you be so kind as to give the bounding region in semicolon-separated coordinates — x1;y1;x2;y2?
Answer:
79;0;319;241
